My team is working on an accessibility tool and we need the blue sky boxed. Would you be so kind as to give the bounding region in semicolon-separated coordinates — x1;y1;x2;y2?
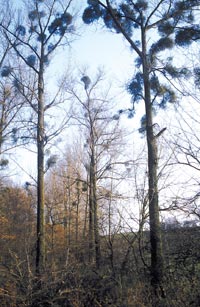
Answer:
9;4;139;184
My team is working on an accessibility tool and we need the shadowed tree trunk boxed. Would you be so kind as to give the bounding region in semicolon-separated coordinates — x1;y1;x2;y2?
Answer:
36;63;45;274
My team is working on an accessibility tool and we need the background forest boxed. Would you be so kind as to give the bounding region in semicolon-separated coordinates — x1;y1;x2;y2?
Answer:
1;0;200;306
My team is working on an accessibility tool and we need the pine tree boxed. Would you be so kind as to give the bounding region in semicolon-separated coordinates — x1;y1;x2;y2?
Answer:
83;0;200;296
0;0;74;275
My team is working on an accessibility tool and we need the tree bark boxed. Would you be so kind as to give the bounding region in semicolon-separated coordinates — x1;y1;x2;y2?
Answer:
93;165;101;268
142;27;164;294
88;155;95;263
36;51;45;275
89;130;101;267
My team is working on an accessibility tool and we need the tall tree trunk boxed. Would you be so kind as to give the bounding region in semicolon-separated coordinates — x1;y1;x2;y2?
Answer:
0;100;5;154
67;176;71;246
89;158;95;263
142;28;164;295
75;179;80;257
36;57;45;275
83;175;89;239
89;143;101;267
93;167;101;268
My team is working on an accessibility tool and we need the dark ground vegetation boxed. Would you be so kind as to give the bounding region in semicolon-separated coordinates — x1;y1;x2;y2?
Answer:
1;216;200;307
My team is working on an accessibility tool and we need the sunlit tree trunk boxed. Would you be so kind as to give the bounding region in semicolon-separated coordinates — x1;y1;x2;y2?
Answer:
75;178;80;254
89;129;101;267
142;27;164;294
92;157;101;268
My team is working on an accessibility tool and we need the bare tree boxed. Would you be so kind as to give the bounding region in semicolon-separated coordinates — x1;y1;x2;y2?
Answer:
65;70;126;268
